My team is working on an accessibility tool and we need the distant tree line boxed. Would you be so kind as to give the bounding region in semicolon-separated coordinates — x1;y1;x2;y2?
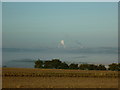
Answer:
34;59;120;71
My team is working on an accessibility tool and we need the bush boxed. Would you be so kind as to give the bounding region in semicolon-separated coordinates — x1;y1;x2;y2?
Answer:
34;59;119;71
34;59;43;68
108;63;119;71
69;63;78;69
97;64;106;70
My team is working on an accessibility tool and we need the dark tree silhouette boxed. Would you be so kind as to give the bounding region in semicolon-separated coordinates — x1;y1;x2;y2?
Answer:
79;64;103;70
69;63;78;69
34;59;43;68
51;59;62;69
79;64;89;70
118;63;120;71
34;58;120;71
60;62;69;69
108;63;119;71
88;64;98;70
97;64;106;70
44;60;53;68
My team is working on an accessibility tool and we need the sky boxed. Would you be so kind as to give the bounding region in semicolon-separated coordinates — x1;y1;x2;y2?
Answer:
1;2;118;67
0;2;2;67
2;2;118;50
0;2;1;28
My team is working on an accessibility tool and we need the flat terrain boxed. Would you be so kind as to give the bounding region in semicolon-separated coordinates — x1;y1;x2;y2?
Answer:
2;68;119;88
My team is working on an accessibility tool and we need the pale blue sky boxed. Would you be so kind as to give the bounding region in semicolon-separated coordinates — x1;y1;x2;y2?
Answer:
2;2;118;49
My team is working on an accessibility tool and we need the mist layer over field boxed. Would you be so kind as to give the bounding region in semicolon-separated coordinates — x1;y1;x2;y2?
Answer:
3;48;118;68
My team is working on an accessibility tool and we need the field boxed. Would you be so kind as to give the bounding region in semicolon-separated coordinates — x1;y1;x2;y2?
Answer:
2;68;119;88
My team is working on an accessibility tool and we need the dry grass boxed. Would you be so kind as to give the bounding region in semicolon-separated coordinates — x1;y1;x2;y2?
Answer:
2;68;118;78
2;68;119;88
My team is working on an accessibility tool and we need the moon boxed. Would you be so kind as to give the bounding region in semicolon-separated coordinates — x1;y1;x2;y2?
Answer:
61;40;64;45
58;40;65;48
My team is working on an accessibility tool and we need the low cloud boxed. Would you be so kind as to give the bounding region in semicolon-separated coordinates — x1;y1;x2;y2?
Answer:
2;46;118;54
11;59;35;62
72;56;87;59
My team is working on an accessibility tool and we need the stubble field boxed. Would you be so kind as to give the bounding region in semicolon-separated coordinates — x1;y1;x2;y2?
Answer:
2;68;119;88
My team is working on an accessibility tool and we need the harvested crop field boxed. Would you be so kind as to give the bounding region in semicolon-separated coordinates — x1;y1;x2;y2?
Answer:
2;68;119;88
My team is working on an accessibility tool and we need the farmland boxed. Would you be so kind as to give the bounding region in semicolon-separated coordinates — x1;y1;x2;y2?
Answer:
2;68;119;88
